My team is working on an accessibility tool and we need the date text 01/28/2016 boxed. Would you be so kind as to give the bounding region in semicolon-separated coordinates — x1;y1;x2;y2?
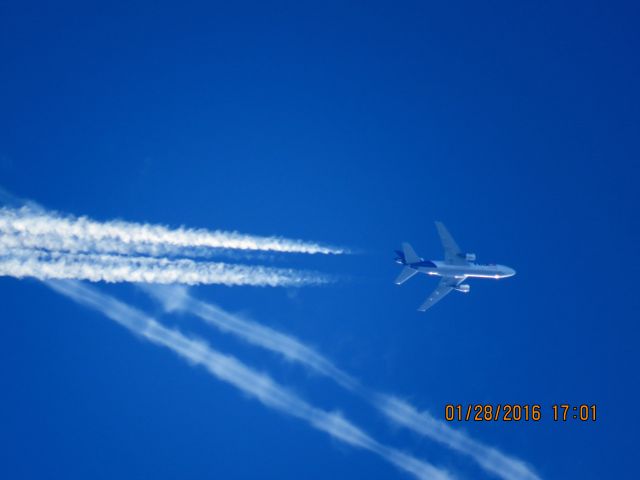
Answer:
444;404;597;422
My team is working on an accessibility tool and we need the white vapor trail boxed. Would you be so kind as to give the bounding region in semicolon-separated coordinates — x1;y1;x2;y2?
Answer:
47;280;452;480
376;397;542;480
143;284;358;390
0;248;328;286
0;230;282;260
0;206;346;255
144;286;541;480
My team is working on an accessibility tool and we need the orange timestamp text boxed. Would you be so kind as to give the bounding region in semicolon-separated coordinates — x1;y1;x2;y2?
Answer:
444;404;597;422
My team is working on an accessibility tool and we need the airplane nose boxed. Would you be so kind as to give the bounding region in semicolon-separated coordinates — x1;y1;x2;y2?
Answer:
505;267;516;277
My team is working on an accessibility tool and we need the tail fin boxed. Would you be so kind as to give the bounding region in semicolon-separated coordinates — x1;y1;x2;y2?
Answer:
401;242;421;264
395;266;418;285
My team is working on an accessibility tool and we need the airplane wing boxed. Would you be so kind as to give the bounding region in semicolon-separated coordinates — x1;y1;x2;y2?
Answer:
435;221;466;265
418;276;464;311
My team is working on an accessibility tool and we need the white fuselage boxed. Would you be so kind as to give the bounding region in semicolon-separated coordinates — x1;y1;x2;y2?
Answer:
416;261;516;280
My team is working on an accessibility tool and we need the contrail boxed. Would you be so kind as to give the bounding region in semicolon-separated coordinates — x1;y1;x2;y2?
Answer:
0;206;347;255
376;397;541;480
0;188;537;478
0;248;329;286
0;230;286;260
144;286;541;480
46;280;452;480
143;284;358;390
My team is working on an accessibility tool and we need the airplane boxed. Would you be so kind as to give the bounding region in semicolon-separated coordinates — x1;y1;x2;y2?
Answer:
394;221;516;311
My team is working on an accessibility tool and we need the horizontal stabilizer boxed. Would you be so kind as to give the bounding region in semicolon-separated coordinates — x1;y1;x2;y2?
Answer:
395;266;418;285
401;242;421;264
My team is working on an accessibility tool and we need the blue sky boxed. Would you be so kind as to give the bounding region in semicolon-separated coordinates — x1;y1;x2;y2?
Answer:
0;2;638;479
